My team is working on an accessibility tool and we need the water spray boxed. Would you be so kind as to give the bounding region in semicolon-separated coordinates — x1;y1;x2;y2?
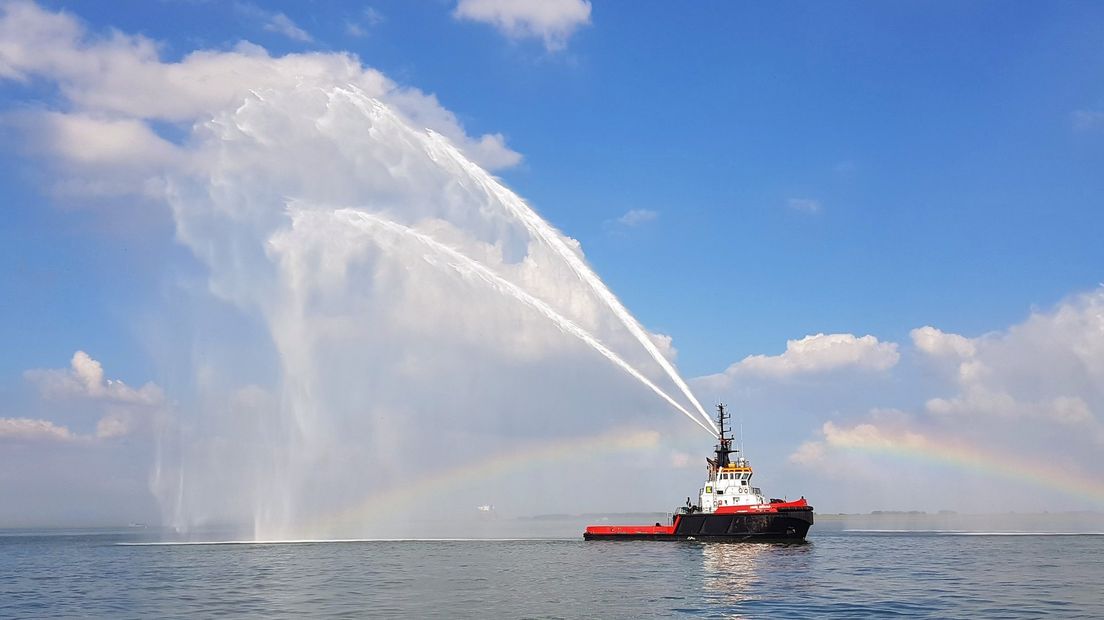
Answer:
418;129;719;435
332;86;716;434
330;207;718;437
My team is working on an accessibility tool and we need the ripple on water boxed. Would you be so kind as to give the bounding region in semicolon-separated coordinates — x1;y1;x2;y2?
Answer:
0;531;1102;618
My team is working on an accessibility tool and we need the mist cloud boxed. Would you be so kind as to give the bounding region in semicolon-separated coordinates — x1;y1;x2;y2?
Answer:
1;1;710;537
779;289;1104;511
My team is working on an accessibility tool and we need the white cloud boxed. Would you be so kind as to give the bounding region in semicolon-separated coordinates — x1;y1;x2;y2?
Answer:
926;389;1093;425
263;13;312;42
235;3;313;43
615;209;658;228
465;132;524;169
915;290;1104;427
25;351;164;407
821;420;927;451
779;289;1104;511
9;351;165;443
453;0;591;51
647;331;678;362
786;198;821;213
0;1;520;172
35;112;180;168
0;417;77;442
911;325;977;359
710;333;899;382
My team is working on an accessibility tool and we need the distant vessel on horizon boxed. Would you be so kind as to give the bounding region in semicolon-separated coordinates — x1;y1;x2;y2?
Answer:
584;404;813;541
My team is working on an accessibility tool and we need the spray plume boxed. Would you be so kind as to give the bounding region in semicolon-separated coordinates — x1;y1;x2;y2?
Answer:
418;127;719;434
0;3;720;538
330;207;716;436
161;84;717;538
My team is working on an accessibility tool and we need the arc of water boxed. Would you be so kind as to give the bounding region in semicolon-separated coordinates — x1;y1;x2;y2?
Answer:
418;132;719;435
333;208;718;437
330;85;716;434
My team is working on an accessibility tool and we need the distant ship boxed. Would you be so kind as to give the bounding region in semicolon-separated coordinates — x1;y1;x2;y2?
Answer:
584;404;813;541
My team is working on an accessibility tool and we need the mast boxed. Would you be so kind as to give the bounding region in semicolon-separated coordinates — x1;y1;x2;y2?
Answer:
713;403;736;469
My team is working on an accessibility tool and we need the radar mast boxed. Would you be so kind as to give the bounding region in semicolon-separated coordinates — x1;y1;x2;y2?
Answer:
711;403;737;471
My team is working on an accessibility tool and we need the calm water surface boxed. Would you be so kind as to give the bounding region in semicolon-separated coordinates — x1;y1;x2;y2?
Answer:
2;528;1102;618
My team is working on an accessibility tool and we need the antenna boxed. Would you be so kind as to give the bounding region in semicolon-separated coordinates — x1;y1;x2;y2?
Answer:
739;413;744;455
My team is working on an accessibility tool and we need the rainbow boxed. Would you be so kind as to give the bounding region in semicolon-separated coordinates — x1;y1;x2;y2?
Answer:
830;431;1104;506
312;426;664;532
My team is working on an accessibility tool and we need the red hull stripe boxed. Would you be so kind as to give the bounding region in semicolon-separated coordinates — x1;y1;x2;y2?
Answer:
714;498;808;514
584;525;678;535
584;514;682;536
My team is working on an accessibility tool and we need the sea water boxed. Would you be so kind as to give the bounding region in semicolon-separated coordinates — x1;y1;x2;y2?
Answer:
2;525;1102;618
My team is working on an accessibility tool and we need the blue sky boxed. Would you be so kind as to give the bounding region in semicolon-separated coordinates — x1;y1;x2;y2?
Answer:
2;0;1104;527
5;1;1103;378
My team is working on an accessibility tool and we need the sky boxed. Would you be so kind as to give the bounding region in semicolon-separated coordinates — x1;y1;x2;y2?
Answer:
1;0;1103;532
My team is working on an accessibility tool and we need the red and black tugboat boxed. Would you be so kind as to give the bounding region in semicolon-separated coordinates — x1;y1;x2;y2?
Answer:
584;404;813;541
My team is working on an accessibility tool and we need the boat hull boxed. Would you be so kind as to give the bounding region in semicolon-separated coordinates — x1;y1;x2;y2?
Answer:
583;508;813;542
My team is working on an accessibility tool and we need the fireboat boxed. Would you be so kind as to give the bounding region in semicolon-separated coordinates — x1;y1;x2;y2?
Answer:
583;404;813;541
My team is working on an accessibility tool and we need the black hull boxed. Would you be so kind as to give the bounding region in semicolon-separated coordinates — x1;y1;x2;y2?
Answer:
584;509;813;542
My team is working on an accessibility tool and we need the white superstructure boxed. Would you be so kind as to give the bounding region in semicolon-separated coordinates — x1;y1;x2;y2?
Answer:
699;456;767;512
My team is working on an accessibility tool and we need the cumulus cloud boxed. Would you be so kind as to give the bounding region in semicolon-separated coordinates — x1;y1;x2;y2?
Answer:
780;289;1104;511
0;417;77;442
706;333;899;384
916;290;1104;427
0;0;520;173
453;0;591;51
824;419;926;451
25;351;164;406
790;419;926;469
911;325;977;359
20;351;165;442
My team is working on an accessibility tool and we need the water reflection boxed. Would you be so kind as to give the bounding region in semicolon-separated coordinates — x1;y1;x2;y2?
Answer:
699;542;813;614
